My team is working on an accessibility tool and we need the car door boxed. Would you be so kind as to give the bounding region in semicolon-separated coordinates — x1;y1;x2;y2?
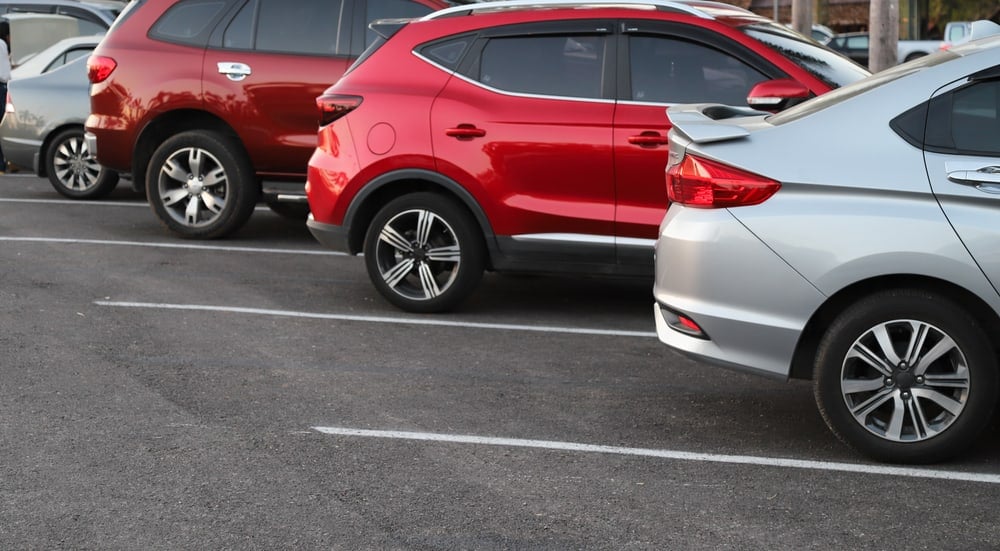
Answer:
612;21;772;266
431;21;617;264
202;0;356;178
922;70;1000;291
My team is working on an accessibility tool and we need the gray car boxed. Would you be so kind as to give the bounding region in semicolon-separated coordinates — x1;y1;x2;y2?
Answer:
2;35;118;198
654;22;1000;464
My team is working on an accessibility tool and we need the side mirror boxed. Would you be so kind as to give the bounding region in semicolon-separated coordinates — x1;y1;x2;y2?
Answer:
746;79;812;112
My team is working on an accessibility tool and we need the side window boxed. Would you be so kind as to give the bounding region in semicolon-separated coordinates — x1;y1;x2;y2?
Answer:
55;6;108;31
255;0;345;55
365;0;435;50
151;0;227;43
478;35;607;99
222;0;253;50
925;80;1000;155
628;36;768;104
43;46;94;73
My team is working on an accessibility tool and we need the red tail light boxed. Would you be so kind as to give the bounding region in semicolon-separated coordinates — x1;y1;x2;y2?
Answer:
666;154;780;208
317;94;362;126
87;55;117;84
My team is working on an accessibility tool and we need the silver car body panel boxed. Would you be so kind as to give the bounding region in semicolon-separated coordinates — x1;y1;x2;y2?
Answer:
654;37;1000;378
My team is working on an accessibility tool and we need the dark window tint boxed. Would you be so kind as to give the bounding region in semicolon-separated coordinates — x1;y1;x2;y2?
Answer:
222;0;253;49
742;22;869;88
256;0;345;55
478;35;606;99
420;35;472;70
926;80;1000;155
151;0;226;41
365;0;435;49
629;36;768;104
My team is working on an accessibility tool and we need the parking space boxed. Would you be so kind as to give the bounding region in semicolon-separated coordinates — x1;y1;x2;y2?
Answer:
2;174;1000;549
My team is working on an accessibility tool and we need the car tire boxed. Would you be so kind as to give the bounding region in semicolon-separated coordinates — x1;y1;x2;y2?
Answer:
813;289;997;464
146;131;258;239
45;127;119;199
363;192;485;313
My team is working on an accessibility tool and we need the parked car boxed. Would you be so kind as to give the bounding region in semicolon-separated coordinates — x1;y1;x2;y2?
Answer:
305;0;869;313
1;35;117;197
0;0;122;39
85;0;449;238
827;27;963;67
654;21;1000;463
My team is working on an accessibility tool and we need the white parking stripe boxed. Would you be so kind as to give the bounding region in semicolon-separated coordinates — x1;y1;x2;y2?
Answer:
0;236;343;255
0;197;148;207
94;301;658;337
312;426;1000;485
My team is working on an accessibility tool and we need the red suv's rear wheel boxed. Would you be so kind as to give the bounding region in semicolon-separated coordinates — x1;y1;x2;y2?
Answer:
146;131;258;239
364;193;485;313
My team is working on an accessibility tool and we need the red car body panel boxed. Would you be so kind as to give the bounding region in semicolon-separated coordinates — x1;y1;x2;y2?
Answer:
307;3;859;276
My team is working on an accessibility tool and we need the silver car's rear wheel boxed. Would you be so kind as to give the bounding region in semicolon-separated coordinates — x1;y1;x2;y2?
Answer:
814;289;997;464
45;128;119;199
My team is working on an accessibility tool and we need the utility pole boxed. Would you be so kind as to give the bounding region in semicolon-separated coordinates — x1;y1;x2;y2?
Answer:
869;0;899;72
791;0;812;36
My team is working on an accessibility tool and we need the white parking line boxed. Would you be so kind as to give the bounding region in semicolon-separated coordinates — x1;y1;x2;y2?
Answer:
94;301;658;337
0;236;343;255
0;197;147;207
312;426;1000;485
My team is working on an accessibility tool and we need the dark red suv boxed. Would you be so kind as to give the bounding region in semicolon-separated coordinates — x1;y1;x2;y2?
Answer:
306;0;869;312
85;0;446;238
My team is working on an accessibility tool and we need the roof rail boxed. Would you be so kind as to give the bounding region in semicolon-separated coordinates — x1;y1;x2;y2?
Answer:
425;0;716;21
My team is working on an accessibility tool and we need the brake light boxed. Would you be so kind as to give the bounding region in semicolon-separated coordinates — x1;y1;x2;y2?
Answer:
87;55;117;84
317;94;362;126
666;154;779;208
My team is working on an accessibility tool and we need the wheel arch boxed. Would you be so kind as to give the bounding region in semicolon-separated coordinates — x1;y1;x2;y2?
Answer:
133;110;251;189
788;274;1000;380
343;169;497;261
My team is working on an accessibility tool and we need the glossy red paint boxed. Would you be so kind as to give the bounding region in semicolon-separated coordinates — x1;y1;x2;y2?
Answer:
306;1;866;293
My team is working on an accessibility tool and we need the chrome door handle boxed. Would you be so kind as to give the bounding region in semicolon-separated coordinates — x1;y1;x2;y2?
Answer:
948;167;1000;194
217;62;252;82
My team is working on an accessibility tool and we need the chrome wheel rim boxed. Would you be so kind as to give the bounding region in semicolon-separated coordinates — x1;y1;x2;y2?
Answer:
53;135;102;192
841;319;970;443
157;147;228;227
374;208;461;301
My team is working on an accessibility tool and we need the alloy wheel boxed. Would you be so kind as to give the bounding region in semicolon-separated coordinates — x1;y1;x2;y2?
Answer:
53;135;102;193
156;147;229;228
373;208;462;302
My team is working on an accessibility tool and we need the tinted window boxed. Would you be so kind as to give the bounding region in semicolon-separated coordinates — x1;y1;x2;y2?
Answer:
478;35;607;99
420;35;472;70
365;0;434;49
256;0;345;55
629;36;768;104
926;80;1000;155
742;22;869;88
151;0;226;42
222;0;253;49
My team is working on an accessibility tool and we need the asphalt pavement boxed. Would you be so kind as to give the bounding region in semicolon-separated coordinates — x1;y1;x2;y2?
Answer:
1;174;999;549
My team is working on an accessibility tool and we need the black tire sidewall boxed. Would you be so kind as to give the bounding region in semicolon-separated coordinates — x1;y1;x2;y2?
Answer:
363;192;484;313
146;131;257;239
46;128;119;199
814;289;998;463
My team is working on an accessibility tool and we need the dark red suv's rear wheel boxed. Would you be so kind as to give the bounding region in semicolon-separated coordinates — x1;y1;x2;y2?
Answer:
146;131;258;239
364;193;485;313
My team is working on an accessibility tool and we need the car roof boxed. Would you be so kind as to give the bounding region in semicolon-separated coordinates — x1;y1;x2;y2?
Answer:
425;0;765;23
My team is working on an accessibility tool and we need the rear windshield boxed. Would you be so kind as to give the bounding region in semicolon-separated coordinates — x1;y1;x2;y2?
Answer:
741;22;870;88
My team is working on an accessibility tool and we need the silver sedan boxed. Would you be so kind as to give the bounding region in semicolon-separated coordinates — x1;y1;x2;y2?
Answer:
2;35;118;198
654;22;1000;464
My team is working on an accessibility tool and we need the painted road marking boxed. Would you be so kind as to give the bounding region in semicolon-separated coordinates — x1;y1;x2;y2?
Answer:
95;301;657;337
312;426;1000;485
0;236;343;256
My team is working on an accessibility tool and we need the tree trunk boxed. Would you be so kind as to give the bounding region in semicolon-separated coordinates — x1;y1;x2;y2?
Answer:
869;0;899;72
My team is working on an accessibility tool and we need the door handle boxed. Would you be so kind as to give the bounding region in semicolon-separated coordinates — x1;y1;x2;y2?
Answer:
948;167;1000;194
217;62;252;82
628;131;669;147
445;124;486;139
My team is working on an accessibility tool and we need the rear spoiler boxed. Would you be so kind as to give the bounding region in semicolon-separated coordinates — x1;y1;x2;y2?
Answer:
667;104;764;144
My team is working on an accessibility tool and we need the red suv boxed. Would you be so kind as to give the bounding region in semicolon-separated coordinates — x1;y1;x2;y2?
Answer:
306;0;870;312
85;0;446;238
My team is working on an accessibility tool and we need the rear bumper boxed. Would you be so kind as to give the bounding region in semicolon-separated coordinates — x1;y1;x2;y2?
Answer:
307;215;351;254
652;206;824;378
